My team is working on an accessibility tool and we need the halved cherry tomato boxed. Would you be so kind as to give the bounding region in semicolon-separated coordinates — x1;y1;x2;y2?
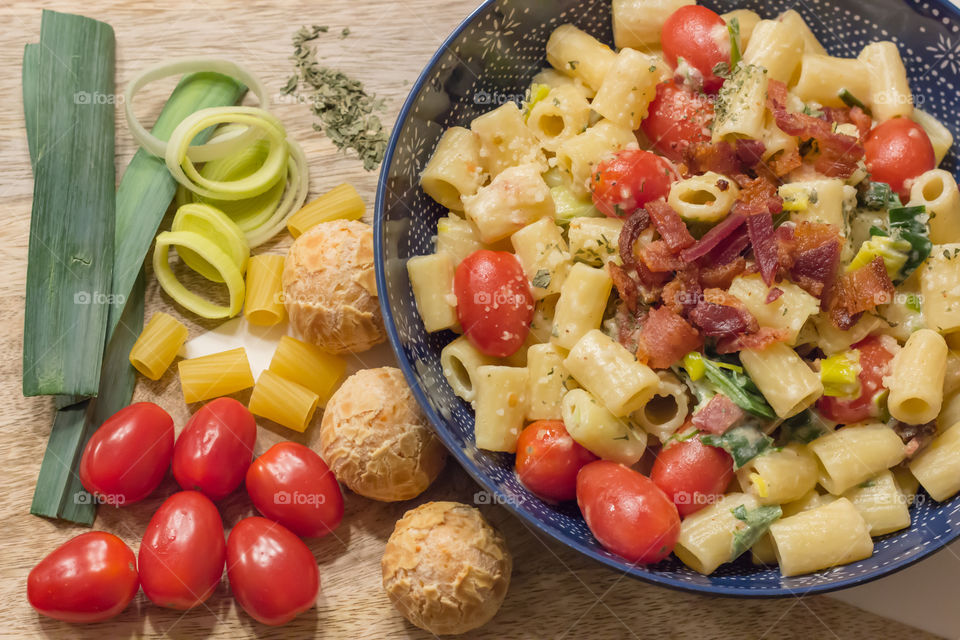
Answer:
651;435;735;517
817;335;896;425
79;402;174;506
227;517;320;626
590;149;675;219
661;5;731;93
640;81;715;162
246;442;344;538
576;460;681;564
173;397;257;501
27;532;138;623
139;491;225;610
515;420;598;502
454;250;534;358
864;118;936;200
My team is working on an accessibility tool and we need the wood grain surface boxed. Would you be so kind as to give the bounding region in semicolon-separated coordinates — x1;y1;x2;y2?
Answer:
0;1;942;638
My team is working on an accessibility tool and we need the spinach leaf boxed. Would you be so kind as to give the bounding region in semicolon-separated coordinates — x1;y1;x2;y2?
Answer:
857;180;901;210
887;205;932;278
701;425;776;469
730;504;783;561
778;410;830;444
702;358;776;419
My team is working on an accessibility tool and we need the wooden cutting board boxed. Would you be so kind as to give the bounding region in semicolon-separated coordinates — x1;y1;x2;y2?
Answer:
0;1;941;637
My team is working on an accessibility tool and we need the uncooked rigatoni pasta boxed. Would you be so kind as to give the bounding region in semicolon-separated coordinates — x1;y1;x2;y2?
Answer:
129;312;188;380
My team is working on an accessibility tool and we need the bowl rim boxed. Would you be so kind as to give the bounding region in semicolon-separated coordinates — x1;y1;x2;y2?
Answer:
374;0;960;597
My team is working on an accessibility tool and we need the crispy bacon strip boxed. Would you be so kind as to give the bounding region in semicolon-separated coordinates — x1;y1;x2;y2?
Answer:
647;199;695;252
689;289;759;338
787;222;844;302
681;214;746;262
692;394;745;435
662;267;702;317
700;257;747;289
765;287;784;304
641;240;685;273
830;257;895;329
636;307;703;369
768;147;802;177
608;262;640;314
618;208;651;268
716;327;790;354
706;225;751;266
747;212;778;286
683;140;740;177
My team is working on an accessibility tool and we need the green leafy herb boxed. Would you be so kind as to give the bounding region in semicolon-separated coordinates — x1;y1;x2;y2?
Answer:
778;410;830;444
857;180;901;210
730;504;782;560
702;358;776;419
839;88;873;117
532;269;551;289
728;18;742;68
883;205;932;280
701;425;776;469
802;103;824;118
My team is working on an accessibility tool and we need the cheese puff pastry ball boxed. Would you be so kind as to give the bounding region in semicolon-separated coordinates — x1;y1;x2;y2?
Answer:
382;501;512;635
320;367;446;501
282;219;385;355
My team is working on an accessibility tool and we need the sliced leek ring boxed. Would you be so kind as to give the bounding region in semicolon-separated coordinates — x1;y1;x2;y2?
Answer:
171;203;249;283
153;230;245;319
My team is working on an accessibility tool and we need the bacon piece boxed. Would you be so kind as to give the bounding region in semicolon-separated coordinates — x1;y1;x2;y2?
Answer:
894;421;937;458
640;240;685;272
716;327;790;354
769;147;802;177
635;260;670;292
608;262;640;314
733;176;783;218
787;222;843;301
692;393;745;435
747;212;778;285
700;257;747;289
683;140;740;177
662;267;702;316
767;79;865;179
647;199;695;252
681;214;746;262
619;208;651;267
736;139;767;167
636;307;703;369
829;257;895;329
776;224;797;272
765;287;784;304
822;105;873;140
705;226;751;266
689;289;759;338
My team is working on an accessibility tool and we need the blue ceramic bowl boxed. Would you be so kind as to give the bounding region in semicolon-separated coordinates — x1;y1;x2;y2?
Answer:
374;0;960;596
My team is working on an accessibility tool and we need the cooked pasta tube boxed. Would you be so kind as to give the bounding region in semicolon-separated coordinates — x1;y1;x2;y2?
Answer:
674;493;767;575
612;0;694;48
911;109;954;165
632;371;689;442
887;329;947;425
751;490;833;565
440;336;496;402
724;9;761;48
407;252;458;333
728;275;820;345
808;423;906;495
462;163;554;243
555;120;637;197
741;19;804;84
938;391;960;432
740;342;823;418
859;41;913;121
793;54;870;108
268;335;346;407
248;369;319;432
590;48;666;130
777;10;826;56
552;263;613;350
843;470;911;536
545;24;616;91
737;444;818;505
564;330;659;416
470;103;545;177
667;172;739;224
910;170;960;244
567;217;622;266
712;64;769;142
526;343;577;421
910;421;960;501
287;183;365;238
243;254;286;326
561;388;646;465
129;312;189;380
419;127;486;211
920;243;960;334
526;85;591;152
510;218;572;299
178;347;254;403
435;214;483;266
769;498;874;576
473;365;528;453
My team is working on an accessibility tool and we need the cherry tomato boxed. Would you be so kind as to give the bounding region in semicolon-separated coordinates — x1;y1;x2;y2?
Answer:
454;250;534;357
650;436;734;517
661;5;730;93
817;335;896;425
864;118;936;200
246;442;344;538
139;491;225;610
227;517;320;626
79;402;174;506
590;149;675;219
640;81;715;162
576;460;681;564
515;420;598;501
27;532;138;623
172;398;257;501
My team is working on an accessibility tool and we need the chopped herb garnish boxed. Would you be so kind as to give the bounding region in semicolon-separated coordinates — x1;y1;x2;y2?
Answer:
839;88;873;117
702;425;776;469
531;269;552;289
730;504;782;560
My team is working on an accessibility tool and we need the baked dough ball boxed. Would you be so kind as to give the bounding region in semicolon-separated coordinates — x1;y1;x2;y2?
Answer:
320;367;446;501
282;219;385;355
382;501;512;635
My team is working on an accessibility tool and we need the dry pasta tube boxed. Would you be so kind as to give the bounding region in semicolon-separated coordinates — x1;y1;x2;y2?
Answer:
178;347;254;403
244;254;286;326
129;312;189;380
248;369;320;432
769;498;873;577
268;335;346;407
287;183;365;238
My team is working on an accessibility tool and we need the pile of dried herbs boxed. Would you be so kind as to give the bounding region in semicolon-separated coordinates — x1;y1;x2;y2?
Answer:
285;25;388;171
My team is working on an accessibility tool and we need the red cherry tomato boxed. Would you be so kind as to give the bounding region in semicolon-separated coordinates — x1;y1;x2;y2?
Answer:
139;491;225;610
79;402;174;506
817;335;896;425
172;398;257;501
27;532;138;624
576;460;681;564
591;149;675;219
650;436;735;517
864;118;936;200
641;81;715;162
454;250;534;358
515;420;598;502
245;442;344;538
227;517;320;626
661;5;731;93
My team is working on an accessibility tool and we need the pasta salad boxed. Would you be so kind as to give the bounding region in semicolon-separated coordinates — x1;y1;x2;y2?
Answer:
409;0;960;578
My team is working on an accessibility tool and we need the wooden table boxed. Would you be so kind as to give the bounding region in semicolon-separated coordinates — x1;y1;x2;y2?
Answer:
0;1;939;637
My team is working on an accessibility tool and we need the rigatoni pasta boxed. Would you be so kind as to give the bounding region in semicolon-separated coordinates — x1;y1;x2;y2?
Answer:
440;336;496;402
740;342;824;418
843;470;911;536
668;172;739;224
590;48;666;130
887;329;947;425
808;423;906;495
564;329;660;416
419;127;486;211
910;170;960;244
178;347;255;403
129;312;189;381
510;217;572;299
407;252;458;332
248;369;319;432
526;343;576;421
462;163;554;243
287;183;364;238
910;421;960;501
545;24;616;91
561;388;647;465
551;263;613;349
244;254;287;326
268;335;346;407
473;365;528;452
769;498;873;576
